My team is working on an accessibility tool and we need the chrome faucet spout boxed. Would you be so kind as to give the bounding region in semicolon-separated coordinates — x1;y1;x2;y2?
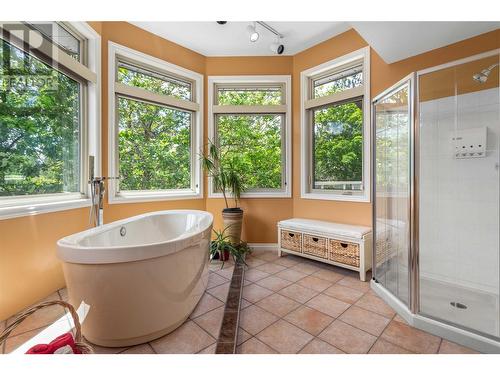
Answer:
89;177;105;227
89;176;119;227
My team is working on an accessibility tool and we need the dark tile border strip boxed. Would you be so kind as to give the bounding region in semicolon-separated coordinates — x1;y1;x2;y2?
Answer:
215;260;245;354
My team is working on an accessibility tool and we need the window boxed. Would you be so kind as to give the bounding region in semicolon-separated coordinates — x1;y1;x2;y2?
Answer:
27;22;82;62
301;47;370;202
208;76;291;197
108;42;203;203
0;22;100;219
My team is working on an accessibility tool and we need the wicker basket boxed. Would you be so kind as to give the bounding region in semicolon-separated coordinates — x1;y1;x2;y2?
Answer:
303;234;328;259
329;239;360;267
281;230;302;253
375;237;391;265
0;300;93;354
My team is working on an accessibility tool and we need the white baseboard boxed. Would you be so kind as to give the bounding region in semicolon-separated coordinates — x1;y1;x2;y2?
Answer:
248;243;278;252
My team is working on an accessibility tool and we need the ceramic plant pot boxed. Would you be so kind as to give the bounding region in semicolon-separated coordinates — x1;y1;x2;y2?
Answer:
212;250;230;261
222;207;244;245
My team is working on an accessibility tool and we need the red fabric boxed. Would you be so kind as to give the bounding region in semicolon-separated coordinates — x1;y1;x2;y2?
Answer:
26;333;81;354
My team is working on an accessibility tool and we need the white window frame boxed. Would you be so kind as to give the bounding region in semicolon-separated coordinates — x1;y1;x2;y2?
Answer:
300;46;371;202
0;21;101;220
108;42;203;204
208;75;292;198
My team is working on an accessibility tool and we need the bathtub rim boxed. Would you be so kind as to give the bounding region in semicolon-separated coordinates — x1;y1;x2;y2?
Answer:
57;209;213;264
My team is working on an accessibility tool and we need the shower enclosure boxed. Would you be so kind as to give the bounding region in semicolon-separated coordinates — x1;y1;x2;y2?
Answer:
372;50;500;353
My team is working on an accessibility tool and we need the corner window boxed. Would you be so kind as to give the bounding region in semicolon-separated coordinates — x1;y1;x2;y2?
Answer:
208;76;291;198
0;22;100;219
301;47;370;202
108;42;203;203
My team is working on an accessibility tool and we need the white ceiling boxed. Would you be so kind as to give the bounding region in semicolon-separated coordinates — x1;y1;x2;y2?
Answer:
352;22;500;63
130;22;351;56
130;21;500;62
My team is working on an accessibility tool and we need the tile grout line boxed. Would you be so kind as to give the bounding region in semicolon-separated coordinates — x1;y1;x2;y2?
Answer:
195;340;216;354
147;342;157;354
368;313;416;354
189;295;226;320
239;335;277;354
190;317;220;342
236;327;252;346
436;338;444;354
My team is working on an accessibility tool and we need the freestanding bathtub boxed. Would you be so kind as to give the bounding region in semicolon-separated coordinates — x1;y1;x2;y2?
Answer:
57;210;213;347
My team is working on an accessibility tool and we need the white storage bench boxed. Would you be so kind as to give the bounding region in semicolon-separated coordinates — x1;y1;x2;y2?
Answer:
277;218;373;281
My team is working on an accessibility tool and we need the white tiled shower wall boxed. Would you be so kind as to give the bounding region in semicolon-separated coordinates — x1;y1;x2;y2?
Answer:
419;87;499;294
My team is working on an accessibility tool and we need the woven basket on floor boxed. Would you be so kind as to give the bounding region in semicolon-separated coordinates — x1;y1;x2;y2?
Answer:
0;300;93;354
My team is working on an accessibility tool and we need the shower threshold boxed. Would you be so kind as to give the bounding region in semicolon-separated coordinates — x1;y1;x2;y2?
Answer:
371;279;500;354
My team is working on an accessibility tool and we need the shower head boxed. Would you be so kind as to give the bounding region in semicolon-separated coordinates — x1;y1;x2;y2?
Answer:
472;63;499;83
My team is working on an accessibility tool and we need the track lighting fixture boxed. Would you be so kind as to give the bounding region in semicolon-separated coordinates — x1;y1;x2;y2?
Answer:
257;21;285;55
217;21;285;54
247;22;259;42
270;35;284;55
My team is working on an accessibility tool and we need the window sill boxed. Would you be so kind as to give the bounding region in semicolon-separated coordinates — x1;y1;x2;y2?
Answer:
208;191;291;199
300;192;370;203
0;197;91;221
109;190;203;204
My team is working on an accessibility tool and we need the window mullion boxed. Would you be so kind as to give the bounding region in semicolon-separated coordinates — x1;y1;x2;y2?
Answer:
213;104;286;114
114;82;199;112
305;85;364;110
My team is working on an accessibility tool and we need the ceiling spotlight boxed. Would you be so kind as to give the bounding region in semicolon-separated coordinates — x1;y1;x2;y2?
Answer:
216;21;227;25
247;22;259;42
270;36;285;55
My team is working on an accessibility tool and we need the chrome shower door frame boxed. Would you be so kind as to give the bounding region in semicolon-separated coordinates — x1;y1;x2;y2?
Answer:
371;72;416;311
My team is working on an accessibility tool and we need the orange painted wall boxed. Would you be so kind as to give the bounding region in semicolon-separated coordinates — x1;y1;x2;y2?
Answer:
205;56;294;243
0;209;90;321
370;29;500;99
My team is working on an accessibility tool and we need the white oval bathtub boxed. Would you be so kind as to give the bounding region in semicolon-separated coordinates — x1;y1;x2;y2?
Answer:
57;210;213;347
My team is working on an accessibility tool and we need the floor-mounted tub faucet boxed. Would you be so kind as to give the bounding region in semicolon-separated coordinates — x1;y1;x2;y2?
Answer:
88;156;119;227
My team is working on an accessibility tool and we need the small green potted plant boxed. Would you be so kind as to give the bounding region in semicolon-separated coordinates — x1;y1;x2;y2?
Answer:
210;227;250;265
201;141;246;253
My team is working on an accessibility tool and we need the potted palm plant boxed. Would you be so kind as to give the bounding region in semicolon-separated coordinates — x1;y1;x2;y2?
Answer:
201;141;245;253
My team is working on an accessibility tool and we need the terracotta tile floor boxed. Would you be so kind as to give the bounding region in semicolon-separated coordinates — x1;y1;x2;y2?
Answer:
0;250;482;355
236;250;480;354
0;259;235;354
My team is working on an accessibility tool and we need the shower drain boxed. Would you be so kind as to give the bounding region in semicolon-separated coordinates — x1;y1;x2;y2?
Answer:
450;302;467;309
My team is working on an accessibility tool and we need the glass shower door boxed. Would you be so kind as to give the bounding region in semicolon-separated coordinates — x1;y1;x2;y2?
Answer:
373;76;413;306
